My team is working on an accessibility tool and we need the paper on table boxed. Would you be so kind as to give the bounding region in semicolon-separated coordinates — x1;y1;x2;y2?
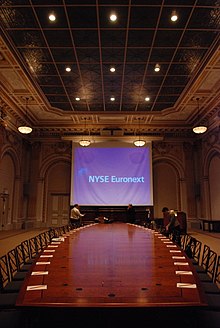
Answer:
36;261;51;265
175;271;193;275
27;285;47;291
174;262;189;266
177;283;197;289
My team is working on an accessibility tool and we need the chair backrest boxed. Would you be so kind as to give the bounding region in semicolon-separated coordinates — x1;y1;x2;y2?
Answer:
7;248;19;279
214;255;220;288
182;234;192;250
200;244;210;271
0;254;11;291
21;239;31;263
206;249;217;281
191;238;202;264
29;236;38;258
16;244;26;269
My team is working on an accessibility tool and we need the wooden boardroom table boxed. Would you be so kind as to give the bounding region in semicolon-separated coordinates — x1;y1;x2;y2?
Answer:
16;222;207;327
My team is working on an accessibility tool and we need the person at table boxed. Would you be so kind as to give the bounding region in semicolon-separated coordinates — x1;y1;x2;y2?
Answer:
162;206;170;228
166;209;181;245
126;204;136;223
70;204;85;227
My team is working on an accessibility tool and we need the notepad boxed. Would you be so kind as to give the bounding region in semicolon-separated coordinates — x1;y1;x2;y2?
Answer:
36;261;51;265
177;283;197;289
174;262;189;266
175;271;193;275
27;285;47;291
52;237;65;242
31;271;49;275
40;255;53;258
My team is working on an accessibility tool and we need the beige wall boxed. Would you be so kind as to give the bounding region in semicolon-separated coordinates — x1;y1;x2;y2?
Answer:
0;125;220;230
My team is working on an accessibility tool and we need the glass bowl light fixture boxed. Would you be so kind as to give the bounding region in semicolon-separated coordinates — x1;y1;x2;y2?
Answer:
192;98;207;134
18;97;32;134
79;117;90;147
133;117;145;147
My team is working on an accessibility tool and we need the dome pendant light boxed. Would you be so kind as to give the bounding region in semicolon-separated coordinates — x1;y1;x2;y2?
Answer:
134;117;145;147
18;97;32;134
192;98;207;134
79;117;91;147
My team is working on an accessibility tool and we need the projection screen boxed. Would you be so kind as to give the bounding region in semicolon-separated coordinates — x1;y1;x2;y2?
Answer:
70;141;153;206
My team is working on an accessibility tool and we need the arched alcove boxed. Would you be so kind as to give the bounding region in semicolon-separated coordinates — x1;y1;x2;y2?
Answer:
153;161;180;218
209;155;220;219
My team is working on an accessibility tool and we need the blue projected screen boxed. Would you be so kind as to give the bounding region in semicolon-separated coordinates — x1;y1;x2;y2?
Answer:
70;142;153;206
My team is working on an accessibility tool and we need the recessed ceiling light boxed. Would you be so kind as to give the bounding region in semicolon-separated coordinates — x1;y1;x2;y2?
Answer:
65;67;71;72
110;97;115;101
75;97;80;101
49;13;56;22
110;67;116;72
154;63;160;72
145;97;150;102
110;14;117;22
171;10;178;22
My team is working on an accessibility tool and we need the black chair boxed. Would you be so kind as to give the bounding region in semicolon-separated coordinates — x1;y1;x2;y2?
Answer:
0;254;23;294
214;255;220;289
181;233;192;251
20;239;35;265
7;249;27;282
197;249;217;283
44;230;52;244
191;238;202;265
29;236;39;259
201;255;220;294
15;244;33;272
193;244;210;273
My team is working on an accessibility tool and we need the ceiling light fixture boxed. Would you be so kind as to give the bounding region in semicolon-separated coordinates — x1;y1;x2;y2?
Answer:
18;97;32;134
65;66;71;72
110;97;115;101
110;67;116;72
49;12;56;22
110;14;117;22
134;118;145;147
75;97;80;101
79;117;90;147
154;63;160;72
192;97;207;134
145;96;150;102
171;10;178;22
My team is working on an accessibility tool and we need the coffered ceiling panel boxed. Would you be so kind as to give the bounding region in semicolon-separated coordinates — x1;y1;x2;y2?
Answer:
0;0;219;139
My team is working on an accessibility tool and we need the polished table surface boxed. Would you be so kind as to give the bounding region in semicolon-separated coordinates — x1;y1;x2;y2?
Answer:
16;223;207;308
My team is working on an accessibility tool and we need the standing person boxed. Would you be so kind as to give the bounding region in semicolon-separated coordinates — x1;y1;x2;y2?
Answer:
166;209;181;245
126;204;136;223
145;208;151;228
70;204;85;227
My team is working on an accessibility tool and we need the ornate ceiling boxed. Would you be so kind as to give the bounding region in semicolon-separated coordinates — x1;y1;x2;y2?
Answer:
0;0;220;142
